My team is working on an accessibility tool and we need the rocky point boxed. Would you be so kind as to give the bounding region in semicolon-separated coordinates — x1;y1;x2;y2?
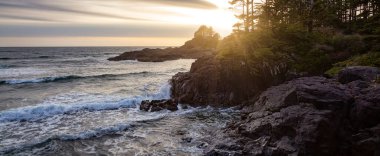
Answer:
203;66;380;156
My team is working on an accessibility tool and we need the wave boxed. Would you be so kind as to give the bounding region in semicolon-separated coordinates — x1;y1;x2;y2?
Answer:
0;56;55;60
0;106;203;154
0;123;133;154
57;123;133;140
37;56;53;59
0;72;150;85
0;83;171;122
0;50;19;53
0;97;141;122
0;64;15;69
0;106;230;155
0;57;12;60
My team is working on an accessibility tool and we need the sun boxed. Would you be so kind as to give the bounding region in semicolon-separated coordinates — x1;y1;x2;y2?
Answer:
159;0;238;37
189;0;238;36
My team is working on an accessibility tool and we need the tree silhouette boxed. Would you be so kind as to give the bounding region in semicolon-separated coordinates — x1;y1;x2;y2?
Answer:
182;25;220;49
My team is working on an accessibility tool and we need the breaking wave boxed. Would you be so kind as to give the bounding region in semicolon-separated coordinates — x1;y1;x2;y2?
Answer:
0;83;171;122
0;72;150;85
0;123;134;154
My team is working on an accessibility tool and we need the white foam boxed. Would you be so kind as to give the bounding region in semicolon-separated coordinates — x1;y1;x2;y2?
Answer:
4;78;49;84
0;123;134;154
0;83;171;123
0;67;48;78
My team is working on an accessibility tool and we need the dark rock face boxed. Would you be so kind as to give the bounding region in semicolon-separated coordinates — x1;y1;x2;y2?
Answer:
139;99;178;112
350;86;380;129
206;75;380;156
108;47;215;62
338;66;380;84
171;56;281;107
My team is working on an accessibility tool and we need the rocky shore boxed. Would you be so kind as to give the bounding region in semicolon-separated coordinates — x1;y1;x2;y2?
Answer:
205;74;379;155
132;51;379;155
169;58;380;155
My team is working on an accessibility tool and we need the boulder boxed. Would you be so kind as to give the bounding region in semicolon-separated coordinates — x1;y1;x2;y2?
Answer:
139;99;178;112
338;66;380;84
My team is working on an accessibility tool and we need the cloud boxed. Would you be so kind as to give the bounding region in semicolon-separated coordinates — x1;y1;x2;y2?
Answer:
0;0;217;23
0;0;230;47
0;14;58;22
0;1;146;21
0;23;198;38
137;0;218;9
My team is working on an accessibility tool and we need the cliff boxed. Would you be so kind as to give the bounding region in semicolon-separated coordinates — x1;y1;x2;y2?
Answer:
170;55;286;107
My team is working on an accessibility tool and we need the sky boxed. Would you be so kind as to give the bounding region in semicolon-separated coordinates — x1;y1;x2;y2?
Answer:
0;0;238;47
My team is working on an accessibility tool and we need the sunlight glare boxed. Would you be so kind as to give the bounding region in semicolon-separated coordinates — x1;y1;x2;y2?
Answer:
160;0;237;36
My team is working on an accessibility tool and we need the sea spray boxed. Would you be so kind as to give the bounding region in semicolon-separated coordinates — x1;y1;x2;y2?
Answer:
0;83;171;122
0;72;151;85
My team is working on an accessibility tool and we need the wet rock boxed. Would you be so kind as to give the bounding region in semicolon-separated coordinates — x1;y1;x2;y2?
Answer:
197;142;208;149
181;137;193;143
139;99;178;112
176;130;187;135
205;150;230;156
338;66;380;84
151;142;162;147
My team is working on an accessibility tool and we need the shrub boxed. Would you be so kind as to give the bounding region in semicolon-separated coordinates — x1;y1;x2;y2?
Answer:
216;34;245;58
182;25;220;49
327;35;368;55
325;52;380;76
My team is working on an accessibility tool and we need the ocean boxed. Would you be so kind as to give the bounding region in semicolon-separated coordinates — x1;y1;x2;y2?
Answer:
0;47;237;155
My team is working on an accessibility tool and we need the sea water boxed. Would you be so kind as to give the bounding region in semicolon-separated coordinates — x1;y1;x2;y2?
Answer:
0;47;237;155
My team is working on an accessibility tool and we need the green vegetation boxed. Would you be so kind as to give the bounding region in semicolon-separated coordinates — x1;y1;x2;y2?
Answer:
218;0;380;77
326;52;380;76
182;25;220;49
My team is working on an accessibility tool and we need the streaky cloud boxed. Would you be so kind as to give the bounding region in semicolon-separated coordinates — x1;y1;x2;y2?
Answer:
134;0;218;9
0;24;197;37
0;14;58;22
0;1;147;21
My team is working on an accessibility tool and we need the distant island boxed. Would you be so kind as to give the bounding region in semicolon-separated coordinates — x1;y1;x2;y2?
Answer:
108;26;219;62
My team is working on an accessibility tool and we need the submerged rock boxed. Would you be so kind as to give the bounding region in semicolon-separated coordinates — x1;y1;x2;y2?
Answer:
206;72;380;156
181;137;193;143
139;99;178;112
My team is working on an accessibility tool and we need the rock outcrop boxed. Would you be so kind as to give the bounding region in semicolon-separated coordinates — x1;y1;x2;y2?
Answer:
205;69;380;156
140;99;178;112
171;56;277;107
338;66;380;84
108;47;215;62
